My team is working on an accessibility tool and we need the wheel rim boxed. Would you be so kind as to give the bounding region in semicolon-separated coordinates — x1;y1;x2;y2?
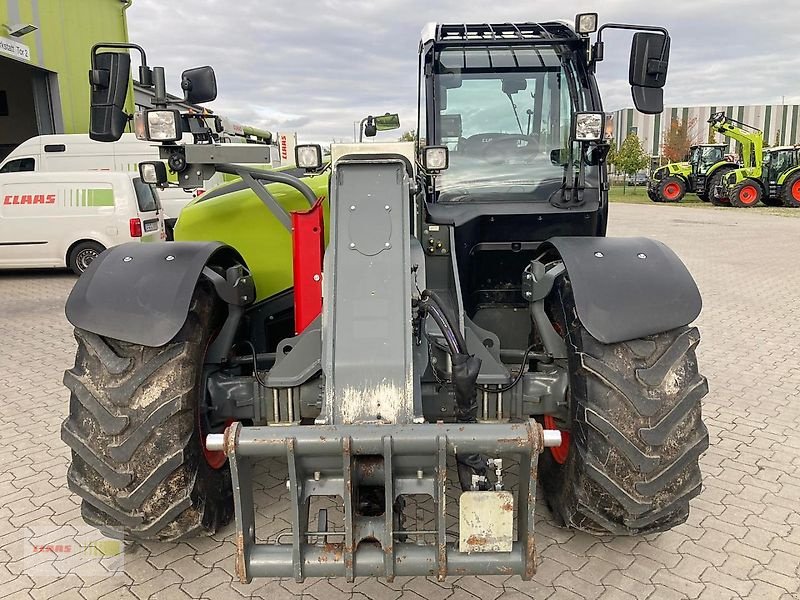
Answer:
792;180;800;202
739;185;758;205
543;414;570;464
663;182;681;201
75;248;98;272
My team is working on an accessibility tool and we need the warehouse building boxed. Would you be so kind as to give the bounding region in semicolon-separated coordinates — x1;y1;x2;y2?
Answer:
611;104;800;161
0;0;132;160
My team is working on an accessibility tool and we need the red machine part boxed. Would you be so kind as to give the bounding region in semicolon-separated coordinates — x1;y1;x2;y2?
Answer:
291;198;325;334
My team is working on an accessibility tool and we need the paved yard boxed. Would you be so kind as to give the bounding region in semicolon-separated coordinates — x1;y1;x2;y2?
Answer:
1;203;799;599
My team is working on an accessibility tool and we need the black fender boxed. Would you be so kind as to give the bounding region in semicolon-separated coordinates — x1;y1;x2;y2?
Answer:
542;237;701;344
65;241;249;347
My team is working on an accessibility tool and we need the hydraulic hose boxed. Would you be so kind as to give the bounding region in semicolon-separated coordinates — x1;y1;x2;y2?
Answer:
419;290;487;490
423;302;463;356
419;290;467;353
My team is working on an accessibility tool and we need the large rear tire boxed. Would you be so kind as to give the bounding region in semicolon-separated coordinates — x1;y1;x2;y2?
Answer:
729;179;762;207
781;172;800;208
61;285;233;541
540;279;709;535
656;176;686;203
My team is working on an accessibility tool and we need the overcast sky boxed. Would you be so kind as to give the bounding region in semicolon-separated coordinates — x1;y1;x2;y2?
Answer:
127;0;800;143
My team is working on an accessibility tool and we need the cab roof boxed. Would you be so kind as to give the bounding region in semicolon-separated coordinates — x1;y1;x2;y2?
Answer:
421;21;579;48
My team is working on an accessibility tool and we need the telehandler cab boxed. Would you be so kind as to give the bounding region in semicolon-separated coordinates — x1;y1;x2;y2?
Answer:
63;16;708;583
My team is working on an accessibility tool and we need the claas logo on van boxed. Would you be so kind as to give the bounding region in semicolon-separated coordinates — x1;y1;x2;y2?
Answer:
3;194;56;205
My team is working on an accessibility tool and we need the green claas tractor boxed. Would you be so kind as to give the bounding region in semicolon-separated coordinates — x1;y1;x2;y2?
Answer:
704;112;764;207
63;17;709;583
648;112;762;204
648;143;731;202
719;145;800;208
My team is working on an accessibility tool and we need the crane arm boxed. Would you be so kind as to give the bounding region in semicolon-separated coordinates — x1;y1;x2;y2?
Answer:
708;112;763;169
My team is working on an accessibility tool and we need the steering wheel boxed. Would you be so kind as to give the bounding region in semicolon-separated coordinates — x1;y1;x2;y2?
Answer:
478;134;539;161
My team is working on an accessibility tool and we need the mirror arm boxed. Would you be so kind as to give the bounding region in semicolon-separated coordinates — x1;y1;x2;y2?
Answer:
151;66;168;109
91;42;148;70
592;23;670;66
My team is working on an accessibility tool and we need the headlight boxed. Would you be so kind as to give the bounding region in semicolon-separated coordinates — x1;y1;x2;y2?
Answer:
575;13;598;35
295;144;322;170
133;111;148;141
146;109;181;142
423;146;449;172
573;112;604;142
139;161;168;185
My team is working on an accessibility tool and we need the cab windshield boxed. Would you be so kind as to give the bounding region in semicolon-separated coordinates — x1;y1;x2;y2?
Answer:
432;46;585;201
764;150;799;180
691;146;724;174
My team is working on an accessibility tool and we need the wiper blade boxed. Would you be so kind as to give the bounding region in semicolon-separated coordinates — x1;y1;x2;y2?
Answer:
505;93;524;135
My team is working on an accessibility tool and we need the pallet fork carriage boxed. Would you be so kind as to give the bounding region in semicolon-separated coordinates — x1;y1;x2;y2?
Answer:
62;14;709;583
211;421;554;581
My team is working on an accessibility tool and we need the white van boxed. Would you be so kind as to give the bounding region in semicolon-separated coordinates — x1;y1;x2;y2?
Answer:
0;171;165;274
0;134;195;227
0;134;289;226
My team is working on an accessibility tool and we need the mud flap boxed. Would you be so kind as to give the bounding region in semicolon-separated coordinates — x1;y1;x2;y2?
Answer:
65;241;246;346
542;236;702;344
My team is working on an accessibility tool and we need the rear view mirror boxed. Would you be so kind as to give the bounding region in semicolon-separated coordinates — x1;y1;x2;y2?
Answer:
89;51;131;142
181;66;217;104
374;113;400;131
629;32;670;114
502;78;527;95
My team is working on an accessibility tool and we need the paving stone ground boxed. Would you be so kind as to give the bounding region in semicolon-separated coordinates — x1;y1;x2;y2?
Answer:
1;202;799;599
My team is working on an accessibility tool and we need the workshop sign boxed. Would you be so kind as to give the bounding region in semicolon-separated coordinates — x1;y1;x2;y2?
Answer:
0;36;31;61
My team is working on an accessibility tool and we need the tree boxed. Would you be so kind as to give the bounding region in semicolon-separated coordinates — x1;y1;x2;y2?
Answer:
614;132;649;194
606;140;618;174
662;117;698;162
398;130;417;142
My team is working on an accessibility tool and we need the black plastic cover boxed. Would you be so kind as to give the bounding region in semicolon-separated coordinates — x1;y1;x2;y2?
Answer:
65;241;241;347
543;237;701;344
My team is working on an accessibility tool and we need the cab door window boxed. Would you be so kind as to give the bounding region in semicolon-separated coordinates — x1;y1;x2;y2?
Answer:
0;157;35;173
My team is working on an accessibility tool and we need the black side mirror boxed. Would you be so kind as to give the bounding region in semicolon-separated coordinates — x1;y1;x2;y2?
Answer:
89;51;131;142
181;66;217;104
364;118;378;138
629;32;670;114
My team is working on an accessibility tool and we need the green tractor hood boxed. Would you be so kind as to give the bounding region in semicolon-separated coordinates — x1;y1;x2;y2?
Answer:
174;169;331;301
